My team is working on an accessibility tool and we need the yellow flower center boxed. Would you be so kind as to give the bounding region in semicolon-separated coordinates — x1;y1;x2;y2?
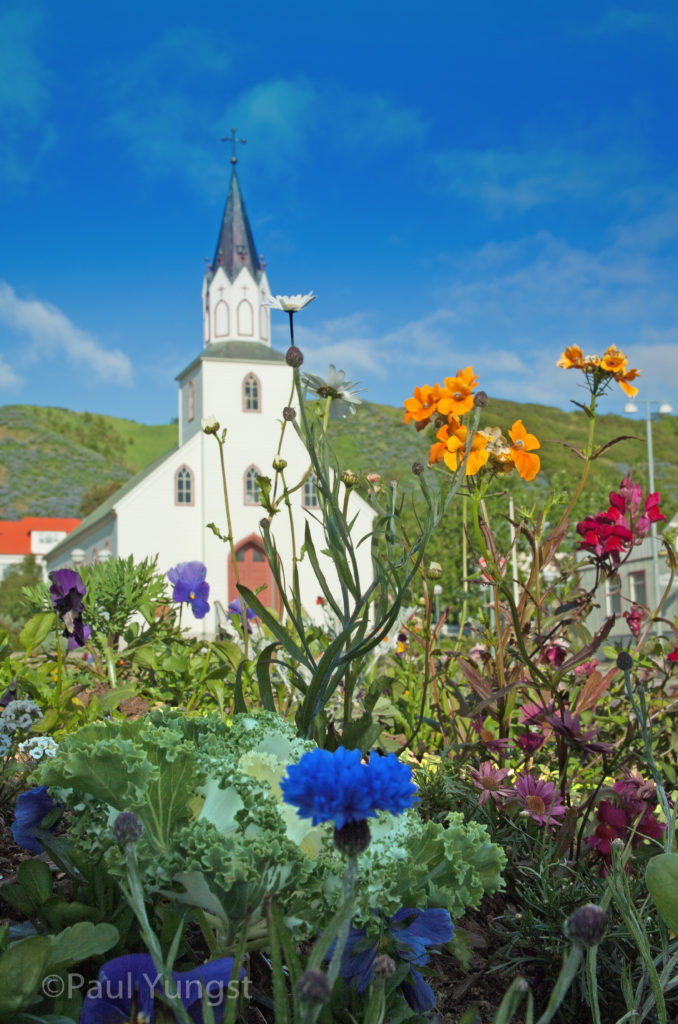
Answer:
526;794;546;815
189;591;195;600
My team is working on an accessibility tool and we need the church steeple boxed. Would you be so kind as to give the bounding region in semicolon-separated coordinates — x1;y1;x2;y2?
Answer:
202;138;271;348
208;169;262;284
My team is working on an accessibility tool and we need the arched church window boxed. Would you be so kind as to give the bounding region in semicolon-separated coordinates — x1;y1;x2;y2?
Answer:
176;466;194;505
237;299;254;336
187;379;195;421
259;304;269;341
303;472;319;509
244;466;261;505
215;300;230;337
243;373;261;412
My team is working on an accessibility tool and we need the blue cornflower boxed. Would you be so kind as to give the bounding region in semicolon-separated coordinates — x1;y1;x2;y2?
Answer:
167;561;210;619
281;747;417;829
228;597;257;634
79;953;244;1023
11;785;58;854
339;908;453;1012
49;568;91;649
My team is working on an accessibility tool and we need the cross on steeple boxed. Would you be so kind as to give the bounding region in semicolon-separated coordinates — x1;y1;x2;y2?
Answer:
221;128;246;165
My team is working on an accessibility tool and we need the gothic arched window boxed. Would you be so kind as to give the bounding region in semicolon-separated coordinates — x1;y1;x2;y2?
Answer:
176;466;194;505
243;373;260;412
303;472;319;509
237;299;254;336
244;465;261;505
215;300;230;337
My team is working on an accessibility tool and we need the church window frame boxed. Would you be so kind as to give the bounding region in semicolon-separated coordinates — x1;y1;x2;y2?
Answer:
244;465;262;506
237;299;254;337
175;465;194;506
243;372;261;413
214;299;230;337
303;471;320;509
187;379;195;422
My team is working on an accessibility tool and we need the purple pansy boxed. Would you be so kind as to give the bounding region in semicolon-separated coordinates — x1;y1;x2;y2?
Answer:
338;908;453;1012
167;562;210;619
228;597;257;634
11;785;58;854
48;568;91;650
79;953;244;1023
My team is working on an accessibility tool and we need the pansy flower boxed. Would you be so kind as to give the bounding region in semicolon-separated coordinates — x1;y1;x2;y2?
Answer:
167;561;210;619
49;568;91;649
11;786;59;854
227;597;256;634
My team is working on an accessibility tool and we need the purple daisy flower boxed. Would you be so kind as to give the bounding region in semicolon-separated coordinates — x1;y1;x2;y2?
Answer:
515;773;567;830
167;561;210;619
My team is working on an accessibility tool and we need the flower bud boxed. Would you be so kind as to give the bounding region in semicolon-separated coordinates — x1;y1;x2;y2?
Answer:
564;904;606;947
259;518;271;532
427;561;443;581
474;390;489;408
333;818;371;856
113;811;143;847
286;345;304;368
296;969;331;1005
366;473;381;484
341;469;359;488
272;456;287;472
373;954;396;978
282;406;297;421
412;461;424;476
201;416;220;435
616;651;633;671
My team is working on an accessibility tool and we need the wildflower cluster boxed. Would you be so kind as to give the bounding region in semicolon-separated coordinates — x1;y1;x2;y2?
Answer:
577;475;666;572
557;343;640;397
0;698;43;756
468;762;567;831
403;368;540;480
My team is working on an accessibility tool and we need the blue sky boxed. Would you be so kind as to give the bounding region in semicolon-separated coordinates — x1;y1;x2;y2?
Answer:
1;0;677;426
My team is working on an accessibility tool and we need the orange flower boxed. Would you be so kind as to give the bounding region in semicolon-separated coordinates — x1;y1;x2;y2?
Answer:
429;417;460;464
557;346;584;370
443;424;489;476
404;384;441;428
600;344;627;374
437;367;479;418
508;420;540;481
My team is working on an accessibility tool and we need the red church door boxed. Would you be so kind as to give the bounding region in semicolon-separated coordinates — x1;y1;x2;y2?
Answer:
228;534;279;613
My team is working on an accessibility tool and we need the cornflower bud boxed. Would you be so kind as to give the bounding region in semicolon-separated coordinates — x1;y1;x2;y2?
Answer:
296;969;331;1005
259;518;271;532
616;651;633;671
113;811;143;847
564;904;606;947
282;406;297;421
412;461;424;476
286;345;304;367
474;390;489;408
373;955;396;978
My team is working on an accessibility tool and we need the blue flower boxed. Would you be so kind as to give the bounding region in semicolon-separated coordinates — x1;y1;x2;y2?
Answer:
340;908;453;1012
281;747;417;829
49;568;91;650
11;786;58;854
228;597;257;634
79;953;244;1023
167;561;210;619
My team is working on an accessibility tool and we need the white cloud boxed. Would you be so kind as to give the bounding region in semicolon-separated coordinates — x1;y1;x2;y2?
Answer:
0;283;132;383
0;354;21;389
587;7;676;37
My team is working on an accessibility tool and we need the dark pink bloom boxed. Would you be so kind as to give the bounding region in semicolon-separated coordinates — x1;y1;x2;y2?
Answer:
545;709;612;755
468;761;514;806
574;658;599;677
545;643;568;668
668;644;678;664
623;604;646;638
516;730;545;754
587;772;666;868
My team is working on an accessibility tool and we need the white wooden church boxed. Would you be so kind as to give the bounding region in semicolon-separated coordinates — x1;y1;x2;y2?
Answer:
46;159;374;636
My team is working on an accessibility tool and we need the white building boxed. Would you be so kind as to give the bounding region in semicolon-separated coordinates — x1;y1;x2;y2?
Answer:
46;164;374;635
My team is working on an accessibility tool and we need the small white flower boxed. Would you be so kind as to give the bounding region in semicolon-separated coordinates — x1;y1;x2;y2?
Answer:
302;364;365;418
201;416;220;435
267;293;316;313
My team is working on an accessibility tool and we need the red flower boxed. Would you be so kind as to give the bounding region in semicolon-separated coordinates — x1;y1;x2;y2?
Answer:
668;643;678;664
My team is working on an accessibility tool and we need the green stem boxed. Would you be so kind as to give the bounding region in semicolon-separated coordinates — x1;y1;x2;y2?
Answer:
216;434;249;662
327;854;358;988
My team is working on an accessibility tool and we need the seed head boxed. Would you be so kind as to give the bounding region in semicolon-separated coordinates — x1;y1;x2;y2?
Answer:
282;406;297;421
286;345;304;368
113;811;143;847
412;461;424;476
564;904;606;947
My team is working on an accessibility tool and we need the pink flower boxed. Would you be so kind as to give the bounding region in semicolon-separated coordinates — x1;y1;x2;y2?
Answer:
516;730;545;754
574;658;599;677
586;772;666;869
519;700;553;725
468;762;514;806
635;492;667;538
623;604;646;638
586;801;627;859
668;643;678;664
514;773;567;829
545;643;568;668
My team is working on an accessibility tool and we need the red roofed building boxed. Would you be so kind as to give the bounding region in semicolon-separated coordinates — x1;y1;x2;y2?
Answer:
0;518;81;581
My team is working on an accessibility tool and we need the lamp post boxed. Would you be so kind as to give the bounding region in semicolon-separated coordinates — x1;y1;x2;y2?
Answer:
623;399;673;610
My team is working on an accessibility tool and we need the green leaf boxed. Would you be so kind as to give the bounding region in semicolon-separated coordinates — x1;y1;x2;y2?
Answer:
16;859;53;908
47;921;118;973
97;684;139;711
646;853;678;933
19;611;55;653
237;585;309;665
130;645;157;668
0;935;51;1015
255;643;279;713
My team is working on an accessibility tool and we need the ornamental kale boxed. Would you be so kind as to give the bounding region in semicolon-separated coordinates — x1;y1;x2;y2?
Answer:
167;561;210;619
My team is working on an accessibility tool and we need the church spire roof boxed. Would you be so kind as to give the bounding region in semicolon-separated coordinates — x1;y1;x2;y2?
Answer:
209;168;262;284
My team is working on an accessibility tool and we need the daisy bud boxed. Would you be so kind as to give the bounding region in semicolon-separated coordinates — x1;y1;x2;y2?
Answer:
412;461;424;476
341;469;359;487
286;345;304;367
296;969;331;1005
427;561;443;581
272;456;287;472
282;406;297;421
564;904;606;947
334;818;371;856
201;416;220;435
113;811;143;847
616;651;633;671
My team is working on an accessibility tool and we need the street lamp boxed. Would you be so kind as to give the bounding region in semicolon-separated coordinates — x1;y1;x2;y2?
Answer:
623;398;673;609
